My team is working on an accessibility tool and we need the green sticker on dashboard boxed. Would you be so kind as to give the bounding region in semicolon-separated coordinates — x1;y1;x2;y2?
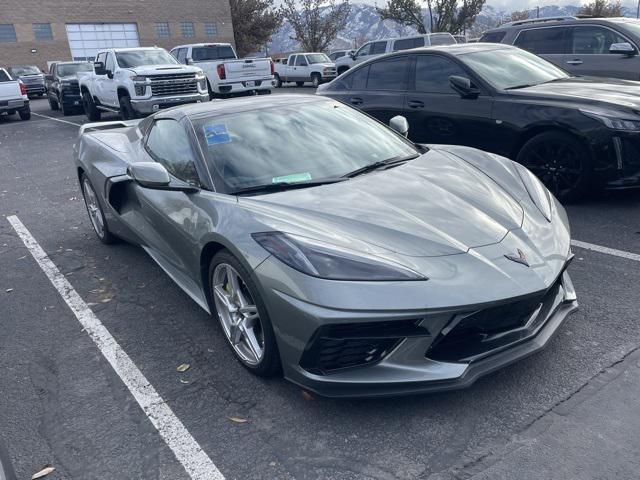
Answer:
272;172;312;184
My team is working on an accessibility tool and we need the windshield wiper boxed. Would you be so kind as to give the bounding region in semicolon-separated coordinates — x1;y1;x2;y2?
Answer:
341;154;419;179
231;178;347;196
504;83;537;90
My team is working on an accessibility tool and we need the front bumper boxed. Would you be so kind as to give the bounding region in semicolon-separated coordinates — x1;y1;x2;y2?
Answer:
131;93;210;114
260;263;578;398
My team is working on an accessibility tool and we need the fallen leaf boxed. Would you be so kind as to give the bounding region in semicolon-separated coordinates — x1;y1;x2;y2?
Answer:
301;390;313;401
32;466;55;479
229;416;248;424
100;298;111;303
176;363;190;372
5;288;13;293
179;378;190;384
269;461;276;467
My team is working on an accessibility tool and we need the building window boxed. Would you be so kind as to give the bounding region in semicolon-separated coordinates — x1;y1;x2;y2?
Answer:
204;22;217;37
0;24;17;43
33;23;53;41
155;22;171;38
180;22;195;38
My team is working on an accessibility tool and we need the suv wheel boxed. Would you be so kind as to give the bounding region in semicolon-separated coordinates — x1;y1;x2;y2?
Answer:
59;92;71;116
119;94;138;120
517;131;593;202
48;93;59;111
311;73;321;88
82;91;101;121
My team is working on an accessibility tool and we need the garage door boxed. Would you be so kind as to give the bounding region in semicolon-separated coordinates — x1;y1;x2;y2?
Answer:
65;23;140;61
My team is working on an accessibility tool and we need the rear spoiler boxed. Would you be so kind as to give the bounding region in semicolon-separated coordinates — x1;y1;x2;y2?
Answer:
79;119;141;135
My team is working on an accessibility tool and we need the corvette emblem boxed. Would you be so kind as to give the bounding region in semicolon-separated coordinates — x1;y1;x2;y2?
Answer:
505;249;529;267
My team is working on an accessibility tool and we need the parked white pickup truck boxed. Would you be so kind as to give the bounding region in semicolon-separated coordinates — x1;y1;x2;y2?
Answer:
78;47;209;121
170;43;273;97
274;53;337;88
0;68;30;121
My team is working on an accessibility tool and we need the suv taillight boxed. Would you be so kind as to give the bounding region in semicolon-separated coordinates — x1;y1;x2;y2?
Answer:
19;81;27;96
270;59;275;76
216;64;226;80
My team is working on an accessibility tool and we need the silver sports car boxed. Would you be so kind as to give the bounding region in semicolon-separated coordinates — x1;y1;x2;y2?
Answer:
74;95;578;397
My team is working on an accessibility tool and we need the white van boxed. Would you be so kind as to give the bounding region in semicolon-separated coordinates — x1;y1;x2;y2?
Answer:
334;33;456;74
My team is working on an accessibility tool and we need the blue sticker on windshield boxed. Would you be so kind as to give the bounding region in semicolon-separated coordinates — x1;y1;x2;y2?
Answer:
203;123;231;146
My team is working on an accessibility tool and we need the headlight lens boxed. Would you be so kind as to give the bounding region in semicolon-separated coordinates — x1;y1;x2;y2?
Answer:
252;232;425;281
580;109;640;131
132;75;148;82
514;163;552;221
195;72;206;80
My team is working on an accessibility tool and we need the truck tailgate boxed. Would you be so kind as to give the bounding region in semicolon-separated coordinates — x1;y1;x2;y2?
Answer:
224;59;271;80
0;81;22;102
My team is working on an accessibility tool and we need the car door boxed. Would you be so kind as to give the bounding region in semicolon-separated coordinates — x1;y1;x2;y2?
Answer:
402;54;494;149
294;54;309;81
338;55;409;125
565;25;638;79
513;26;569;70
129;118;208;290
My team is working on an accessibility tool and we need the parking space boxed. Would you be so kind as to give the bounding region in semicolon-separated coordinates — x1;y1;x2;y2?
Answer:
1;98;639;479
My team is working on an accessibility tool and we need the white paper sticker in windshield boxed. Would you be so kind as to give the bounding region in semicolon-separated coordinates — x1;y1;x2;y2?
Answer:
203;123;231;146
272;172;312;184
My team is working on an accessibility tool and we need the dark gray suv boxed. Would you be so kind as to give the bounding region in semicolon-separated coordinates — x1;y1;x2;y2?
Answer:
480;16;640;80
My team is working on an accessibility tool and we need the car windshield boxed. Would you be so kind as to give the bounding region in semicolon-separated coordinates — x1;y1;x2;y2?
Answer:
192;100;418;193
305;53;331;64
116;50;178;67
192;45;236;61
458;48;570;90
57;63;93;76
10;66;40;75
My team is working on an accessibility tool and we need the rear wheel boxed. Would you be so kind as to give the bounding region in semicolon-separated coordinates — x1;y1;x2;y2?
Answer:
209;251;280;376
81;174;115;244
517;131;593;202
119;94;137;120
18;106;30;121
82;91;101;121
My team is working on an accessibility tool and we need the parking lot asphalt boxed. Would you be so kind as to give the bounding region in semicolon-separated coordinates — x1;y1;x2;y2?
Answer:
0;95;639;480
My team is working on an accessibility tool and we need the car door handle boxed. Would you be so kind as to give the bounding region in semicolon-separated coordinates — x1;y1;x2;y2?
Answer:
566;59;583;65
407;100;425;109
350;97;363;105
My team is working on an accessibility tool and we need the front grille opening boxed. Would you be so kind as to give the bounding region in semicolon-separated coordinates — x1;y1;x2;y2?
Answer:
300;319;428;375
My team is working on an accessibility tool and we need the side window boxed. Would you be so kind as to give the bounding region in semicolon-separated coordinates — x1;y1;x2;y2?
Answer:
105;52;115;72
356;43;372;57
95;52;106;65
366;56;408;90
480;31;506;43
514;27;567;54
413;55;469;94
295;55;308;66
176;48;188;64
393;38;414;52
145;120;200;185
413;37;425;48
371;41;388;55
170;48;178;60
570;26;627;54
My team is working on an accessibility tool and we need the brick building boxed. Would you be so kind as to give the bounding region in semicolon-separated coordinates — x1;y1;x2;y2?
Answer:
0;0;235;70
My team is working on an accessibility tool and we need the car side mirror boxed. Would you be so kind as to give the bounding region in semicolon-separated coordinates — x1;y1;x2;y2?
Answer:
449;75;480;99
610;42;636;56
94;61;107;76
389;115;409;137
186;57;194;65
128;162;171;188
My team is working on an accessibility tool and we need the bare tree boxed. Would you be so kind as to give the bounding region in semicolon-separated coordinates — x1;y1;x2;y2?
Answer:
377;0;427;34
578;0;622;17
498;9;529;26
230;0;282;57
280;0;351;52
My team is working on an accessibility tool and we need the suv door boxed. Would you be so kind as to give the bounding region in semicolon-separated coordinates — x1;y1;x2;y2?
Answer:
294;54;310;80
565;25;637;79
339;55;409;125
513;26;569;69
403;54;494;149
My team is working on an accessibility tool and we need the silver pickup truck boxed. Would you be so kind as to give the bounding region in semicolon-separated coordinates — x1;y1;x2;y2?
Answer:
0;68;31;120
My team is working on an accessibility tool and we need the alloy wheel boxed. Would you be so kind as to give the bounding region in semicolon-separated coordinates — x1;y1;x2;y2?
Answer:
212;263;265;366
82;178;105;239
521;141;582;198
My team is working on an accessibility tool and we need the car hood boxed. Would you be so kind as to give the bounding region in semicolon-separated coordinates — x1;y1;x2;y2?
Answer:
312;62;335;68
513;77;640;109
238;148;524;257
127;64;202;75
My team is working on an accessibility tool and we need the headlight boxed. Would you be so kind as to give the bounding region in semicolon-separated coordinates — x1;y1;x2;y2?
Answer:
195;72;206;80
132;75;148;82
252;232;425;281
60;79;73;86
580;109;640;131
514;163;552;221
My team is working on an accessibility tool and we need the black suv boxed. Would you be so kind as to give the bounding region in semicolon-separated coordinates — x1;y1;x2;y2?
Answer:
45;61;93;115
318;43;640;200
480;16;640;81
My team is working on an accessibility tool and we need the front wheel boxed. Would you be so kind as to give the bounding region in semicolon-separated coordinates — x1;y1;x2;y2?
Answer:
311;73;321;88
48;93;59;111
81;174;115;244
82;91;101;121
209;251;281;376
517;131;594;202
59;93;71;116
273;74;282;88
337;66;349;75
119;94;137;120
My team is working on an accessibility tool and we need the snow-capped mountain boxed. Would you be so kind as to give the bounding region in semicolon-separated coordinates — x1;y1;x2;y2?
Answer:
268;3;638;54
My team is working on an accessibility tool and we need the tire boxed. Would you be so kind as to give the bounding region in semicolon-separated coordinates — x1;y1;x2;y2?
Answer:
273;73;282;88
311;73;321;88
18;106;31;121
296;81;305;87
337;66;349;75
59;93;71;116
81;174;116;244
119;94;137;120
209;250;281;377
82;91;101;121
516;131;594;202
48;93;59;111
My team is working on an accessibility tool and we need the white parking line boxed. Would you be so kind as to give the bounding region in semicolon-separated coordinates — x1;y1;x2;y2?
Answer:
571;239;640;262
6;215;225;480
32;112;81;127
